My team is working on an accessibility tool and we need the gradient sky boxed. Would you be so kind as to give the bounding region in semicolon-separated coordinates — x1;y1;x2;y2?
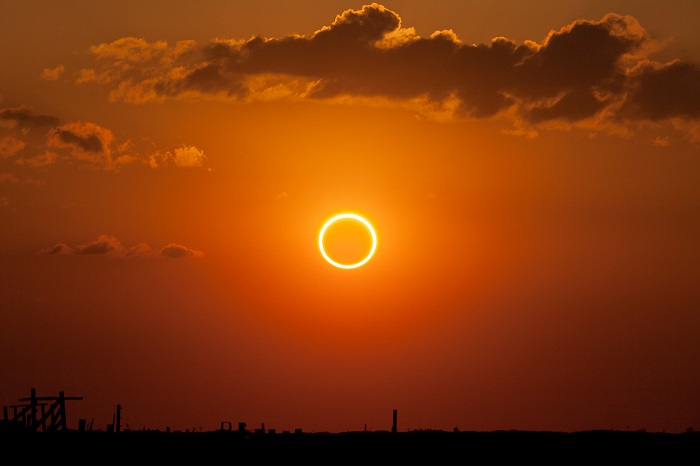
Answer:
2;1;699;434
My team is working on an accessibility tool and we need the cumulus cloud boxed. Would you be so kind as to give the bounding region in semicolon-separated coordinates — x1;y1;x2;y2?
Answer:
74;234;123;255
618;60;700;120
161;243;204;258
38;234;203;259
41;65;64;81
173;145;206;167
147;145;207;168
77;3;700;138
39;242;73;255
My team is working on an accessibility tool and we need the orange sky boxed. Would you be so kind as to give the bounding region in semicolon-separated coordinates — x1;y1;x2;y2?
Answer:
2;1;700;434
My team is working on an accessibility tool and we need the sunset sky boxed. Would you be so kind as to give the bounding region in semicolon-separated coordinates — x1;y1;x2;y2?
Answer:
2;1;699;434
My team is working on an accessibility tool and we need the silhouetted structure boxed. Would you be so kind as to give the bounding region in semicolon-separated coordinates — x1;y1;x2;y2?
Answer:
115;404;122;433
2;388;83;432
392;409;397;434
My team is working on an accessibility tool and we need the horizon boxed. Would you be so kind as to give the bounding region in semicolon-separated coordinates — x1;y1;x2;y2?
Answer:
2;387;694;434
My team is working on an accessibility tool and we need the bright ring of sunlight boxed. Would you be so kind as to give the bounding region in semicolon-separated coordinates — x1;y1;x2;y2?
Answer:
318;213;377;269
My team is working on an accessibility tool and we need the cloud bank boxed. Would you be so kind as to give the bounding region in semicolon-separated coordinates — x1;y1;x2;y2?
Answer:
38;234;203;259
0;106;207;171
74;3;700;139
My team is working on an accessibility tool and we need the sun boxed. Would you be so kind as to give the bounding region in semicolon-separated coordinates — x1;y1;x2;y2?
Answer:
318;213;377;269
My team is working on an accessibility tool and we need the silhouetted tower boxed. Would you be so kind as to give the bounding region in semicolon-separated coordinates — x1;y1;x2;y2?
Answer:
392;409;397;434
115;404;121;433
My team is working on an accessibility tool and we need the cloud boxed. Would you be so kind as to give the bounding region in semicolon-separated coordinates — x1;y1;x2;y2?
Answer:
0;106;60;129
0;136;26;158
41;65;64;81
47;121;115;169
618;60;700;120
173;145;206;167
16;151;58;167
39;242;73;255
74;234;123;255
0;107;206;171
79;37;197;103
160;243;204;258
77;4;700;139
45;121;139;170
147;145;207;169
0;109;206;171
38;235;203;259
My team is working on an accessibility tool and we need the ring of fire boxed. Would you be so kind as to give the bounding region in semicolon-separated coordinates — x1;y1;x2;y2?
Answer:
318;213;377;269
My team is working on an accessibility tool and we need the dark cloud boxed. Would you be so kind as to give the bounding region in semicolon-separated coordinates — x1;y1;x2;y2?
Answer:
527;89;607;123
39;235;203;259
83;3;700;135
75;235;121;255
0;106;60;128
52;128;104;153
618;60;700;120
38;242;73;255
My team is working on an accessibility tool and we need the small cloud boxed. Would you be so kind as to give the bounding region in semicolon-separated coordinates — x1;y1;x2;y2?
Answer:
275;191;288;200
75;68;115;84
0;136;26;159
74;234;122;255
0;106;60;129
51;124;106;153
38;242;73;255
173;145;206;168
160;243;203;258
41;65;64;81
427;192;438;200
147;145;207;169
0;196;9;208
47;121;115;169
125;243;153;257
